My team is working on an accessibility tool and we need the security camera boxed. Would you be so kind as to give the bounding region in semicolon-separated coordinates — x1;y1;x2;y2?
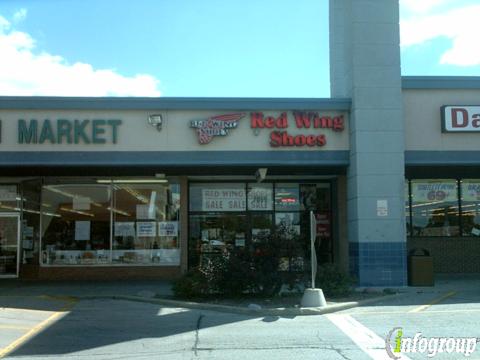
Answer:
255;168;268;182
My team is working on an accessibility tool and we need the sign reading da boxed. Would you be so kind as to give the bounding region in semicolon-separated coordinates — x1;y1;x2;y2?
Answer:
442;106;480;132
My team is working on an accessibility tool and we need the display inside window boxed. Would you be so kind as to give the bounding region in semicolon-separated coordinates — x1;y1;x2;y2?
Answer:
41;185;111;265
411;180;459;236
40;181;180;266
460;180;480;236
275;183;300;211
188;214;247;267
188;182;332;272
112;183;180;265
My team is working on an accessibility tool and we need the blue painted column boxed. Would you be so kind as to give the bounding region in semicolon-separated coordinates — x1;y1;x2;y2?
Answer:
329;0;407;286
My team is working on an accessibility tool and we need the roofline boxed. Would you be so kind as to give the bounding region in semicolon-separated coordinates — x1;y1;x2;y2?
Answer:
402;76;480;89
0;97;351;111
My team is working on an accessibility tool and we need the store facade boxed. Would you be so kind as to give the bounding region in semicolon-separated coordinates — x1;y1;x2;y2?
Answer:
0;100;351;281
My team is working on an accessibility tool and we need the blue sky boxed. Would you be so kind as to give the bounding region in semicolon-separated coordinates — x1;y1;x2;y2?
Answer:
0;0;479;98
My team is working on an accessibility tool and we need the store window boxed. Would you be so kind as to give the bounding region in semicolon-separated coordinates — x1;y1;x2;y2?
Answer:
410;180;459;236
188;182;332;270
40;180;180;266
112;183;180;265
460;180;480;236
41;185;111;265
0;185;19;212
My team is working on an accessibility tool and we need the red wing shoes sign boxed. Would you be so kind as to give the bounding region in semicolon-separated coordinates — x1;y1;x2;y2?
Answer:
190;113;245;144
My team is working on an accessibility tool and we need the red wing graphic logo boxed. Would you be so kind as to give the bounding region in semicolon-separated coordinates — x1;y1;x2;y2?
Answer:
190;113;245;144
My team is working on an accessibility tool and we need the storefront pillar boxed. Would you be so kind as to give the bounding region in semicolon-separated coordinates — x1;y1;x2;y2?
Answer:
330;0;407;286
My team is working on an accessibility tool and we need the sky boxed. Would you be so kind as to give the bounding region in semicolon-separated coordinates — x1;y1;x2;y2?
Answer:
0;0;479;98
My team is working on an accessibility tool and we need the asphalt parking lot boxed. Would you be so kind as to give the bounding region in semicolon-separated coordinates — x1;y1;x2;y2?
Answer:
0;278;479;360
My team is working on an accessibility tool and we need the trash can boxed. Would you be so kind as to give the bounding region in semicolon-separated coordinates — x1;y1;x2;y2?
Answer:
408;248;434;286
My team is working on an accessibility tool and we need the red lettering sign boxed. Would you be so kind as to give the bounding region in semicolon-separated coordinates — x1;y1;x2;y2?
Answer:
251;111;342;148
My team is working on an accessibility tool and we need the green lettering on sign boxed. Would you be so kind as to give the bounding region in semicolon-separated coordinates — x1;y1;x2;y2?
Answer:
92;119;106;144
74;120;90;144
108;119;122;144
39;119;56;144
57;119;72;144
18;119;38;144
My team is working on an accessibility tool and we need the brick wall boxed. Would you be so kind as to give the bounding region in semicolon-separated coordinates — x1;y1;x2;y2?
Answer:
20;265;182;281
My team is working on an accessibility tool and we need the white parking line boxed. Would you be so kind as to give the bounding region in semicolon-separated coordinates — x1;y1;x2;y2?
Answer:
326;313;412;360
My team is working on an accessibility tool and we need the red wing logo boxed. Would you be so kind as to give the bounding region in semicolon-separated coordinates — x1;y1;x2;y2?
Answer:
190;113;245;144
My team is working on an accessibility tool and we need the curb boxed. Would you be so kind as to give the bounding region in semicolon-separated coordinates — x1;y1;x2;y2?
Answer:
74;293;401;316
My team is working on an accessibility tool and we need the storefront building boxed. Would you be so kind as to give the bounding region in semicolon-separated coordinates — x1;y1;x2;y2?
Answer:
1;0;480;286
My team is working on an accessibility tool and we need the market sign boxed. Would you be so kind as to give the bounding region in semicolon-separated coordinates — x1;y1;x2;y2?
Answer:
412;181;457;202
442;106;480;132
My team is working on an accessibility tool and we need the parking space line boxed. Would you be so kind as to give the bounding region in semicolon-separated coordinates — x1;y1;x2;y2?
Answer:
0;298;77;359
408;291;457;313
326;313;412;360
0;324;31;330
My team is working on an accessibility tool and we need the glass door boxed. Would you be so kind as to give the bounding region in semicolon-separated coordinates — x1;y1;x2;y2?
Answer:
0;214;20;278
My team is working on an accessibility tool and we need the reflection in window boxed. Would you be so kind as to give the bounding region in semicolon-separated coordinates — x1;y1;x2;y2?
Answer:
188;182;332;272
40;182;180;266
41;185;111;265
112;183;180;265
188;214;247;267
411;180;459;236
460;180;480;236
275;183;300;211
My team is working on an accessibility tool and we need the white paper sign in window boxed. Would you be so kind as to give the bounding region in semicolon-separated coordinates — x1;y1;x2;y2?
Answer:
248;187;273;210
159;221;178;236
137;221;156;237
75;221;91;241
114;222;135;237
201;188;246;211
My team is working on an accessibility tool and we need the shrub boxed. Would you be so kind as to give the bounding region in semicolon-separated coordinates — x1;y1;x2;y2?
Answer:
172;269;210;299
315;263;355;298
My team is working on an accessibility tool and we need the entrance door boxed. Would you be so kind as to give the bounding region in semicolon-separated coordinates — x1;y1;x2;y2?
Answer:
0;214;20;278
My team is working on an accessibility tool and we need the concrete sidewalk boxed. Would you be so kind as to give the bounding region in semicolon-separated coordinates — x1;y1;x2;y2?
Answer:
1;274;479;316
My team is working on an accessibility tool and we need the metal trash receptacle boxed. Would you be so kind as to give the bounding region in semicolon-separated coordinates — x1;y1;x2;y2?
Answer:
408;248;434;286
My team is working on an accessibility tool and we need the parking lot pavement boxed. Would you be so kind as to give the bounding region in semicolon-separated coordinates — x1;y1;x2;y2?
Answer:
1;278;480;360
0;295;76;358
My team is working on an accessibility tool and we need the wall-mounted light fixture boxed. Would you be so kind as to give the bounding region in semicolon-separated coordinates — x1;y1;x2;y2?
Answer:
148;114;163;131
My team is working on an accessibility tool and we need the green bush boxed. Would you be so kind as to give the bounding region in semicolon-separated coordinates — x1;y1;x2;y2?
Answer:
172;269;210;299
315;263;355;298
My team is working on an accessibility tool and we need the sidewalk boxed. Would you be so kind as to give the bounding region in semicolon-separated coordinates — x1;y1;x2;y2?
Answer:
0;279;394;316
1;275;478;316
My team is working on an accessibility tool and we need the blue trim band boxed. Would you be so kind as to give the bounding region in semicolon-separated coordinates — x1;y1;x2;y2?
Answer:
0;97;352;111
406;151;480;166
0;151;350;167
402;76;480;89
